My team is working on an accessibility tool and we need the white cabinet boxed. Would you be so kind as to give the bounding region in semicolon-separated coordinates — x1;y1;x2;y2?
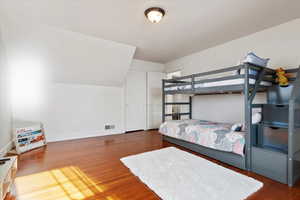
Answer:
125;71;147;132
147;72;165;129
125;71;165;132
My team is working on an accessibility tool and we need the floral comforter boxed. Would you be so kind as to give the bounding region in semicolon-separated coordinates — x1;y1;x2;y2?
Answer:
159;120;245;156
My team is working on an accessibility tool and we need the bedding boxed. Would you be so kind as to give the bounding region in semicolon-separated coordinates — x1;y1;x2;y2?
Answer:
164;78;271;91
194;78;271;88
159;120;245;156
243;52;270;67
164;85;191;91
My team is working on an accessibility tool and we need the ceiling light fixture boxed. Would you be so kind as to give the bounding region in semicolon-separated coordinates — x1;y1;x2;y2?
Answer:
144;7;165;23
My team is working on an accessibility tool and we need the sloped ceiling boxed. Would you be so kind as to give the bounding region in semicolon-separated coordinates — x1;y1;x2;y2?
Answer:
1;0;300;63
1;18;136;86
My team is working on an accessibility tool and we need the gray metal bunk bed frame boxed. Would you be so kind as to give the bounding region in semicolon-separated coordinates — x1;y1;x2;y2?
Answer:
161;63;300;186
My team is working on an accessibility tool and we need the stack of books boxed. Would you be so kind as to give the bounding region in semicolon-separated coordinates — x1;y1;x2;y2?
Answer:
13;121;47;154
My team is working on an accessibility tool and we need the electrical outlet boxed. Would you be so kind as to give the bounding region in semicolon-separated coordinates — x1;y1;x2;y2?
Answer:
105;125;115;130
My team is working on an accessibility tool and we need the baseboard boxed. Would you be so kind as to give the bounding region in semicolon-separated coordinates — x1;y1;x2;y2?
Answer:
146;128;159;131
0;140;14;157
125;129;144;133
47;129;125;143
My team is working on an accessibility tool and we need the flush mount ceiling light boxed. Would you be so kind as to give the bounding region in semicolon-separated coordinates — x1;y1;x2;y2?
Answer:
144;7;165;23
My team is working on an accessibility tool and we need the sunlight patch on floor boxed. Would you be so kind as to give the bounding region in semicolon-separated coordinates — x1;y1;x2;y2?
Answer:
15;166;109;200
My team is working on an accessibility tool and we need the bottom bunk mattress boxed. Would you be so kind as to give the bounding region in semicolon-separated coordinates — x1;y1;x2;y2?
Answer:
159;120;245;156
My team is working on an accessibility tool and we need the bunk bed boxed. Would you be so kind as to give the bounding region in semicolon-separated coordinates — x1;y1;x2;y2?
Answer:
160;63;300;186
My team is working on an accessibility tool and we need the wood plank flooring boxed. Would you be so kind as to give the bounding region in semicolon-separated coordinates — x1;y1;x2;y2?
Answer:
5;131;300;200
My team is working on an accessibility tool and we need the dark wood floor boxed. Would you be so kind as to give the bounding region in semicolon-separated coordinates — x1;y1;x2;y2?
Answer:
5;131;300;200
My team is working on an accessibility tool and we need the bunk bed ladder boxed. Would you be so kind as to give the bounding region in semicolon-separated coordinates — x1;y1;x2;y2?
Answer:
244;64;251;171
162;79;166;122
249;68;266;102
162;80;193;122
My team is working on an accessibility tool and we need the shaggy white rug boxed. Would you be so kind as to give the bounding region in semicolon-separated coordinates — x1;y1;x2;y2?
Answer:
121;147;263;200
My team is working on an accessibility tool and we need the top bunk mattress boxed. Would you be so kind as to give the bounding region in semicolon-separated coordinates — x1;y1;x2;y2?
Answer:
159;119;245;156
164;78;272;91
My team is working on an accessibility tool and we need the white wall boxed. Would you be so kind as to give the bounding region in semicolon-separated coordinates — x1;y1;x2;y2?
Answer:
130;59;165;72
0;29;12;155
2;20;136;86
0;19;137;142
13;83;124;142
165;18;300;123
166;18;300;73
1;20;165;142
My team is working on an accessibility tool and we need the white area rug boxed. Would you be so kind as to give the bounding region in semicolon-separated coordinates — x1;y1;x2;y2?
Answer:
121;147;263;200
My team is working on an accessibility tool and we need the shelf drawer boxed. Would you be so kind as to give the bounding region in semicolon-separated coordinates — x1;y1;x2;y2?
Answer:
260;125;288;153
252;146;287;184
262;104;288;125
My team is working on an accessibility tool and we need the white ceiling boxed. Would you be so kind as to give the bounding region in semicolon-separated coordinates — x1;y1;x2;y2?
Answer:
1;0;300;63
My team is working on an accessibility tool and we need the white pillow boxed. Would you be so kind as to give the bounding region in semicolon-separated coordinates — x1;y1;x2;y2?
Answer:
231;112;262;132
231;123;243;132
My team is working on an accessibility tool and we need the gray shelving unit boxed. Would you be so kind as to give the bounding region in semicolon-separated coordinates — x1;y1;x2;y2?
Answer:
161;64;300;186
288;69;300;186
251;68;300;186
